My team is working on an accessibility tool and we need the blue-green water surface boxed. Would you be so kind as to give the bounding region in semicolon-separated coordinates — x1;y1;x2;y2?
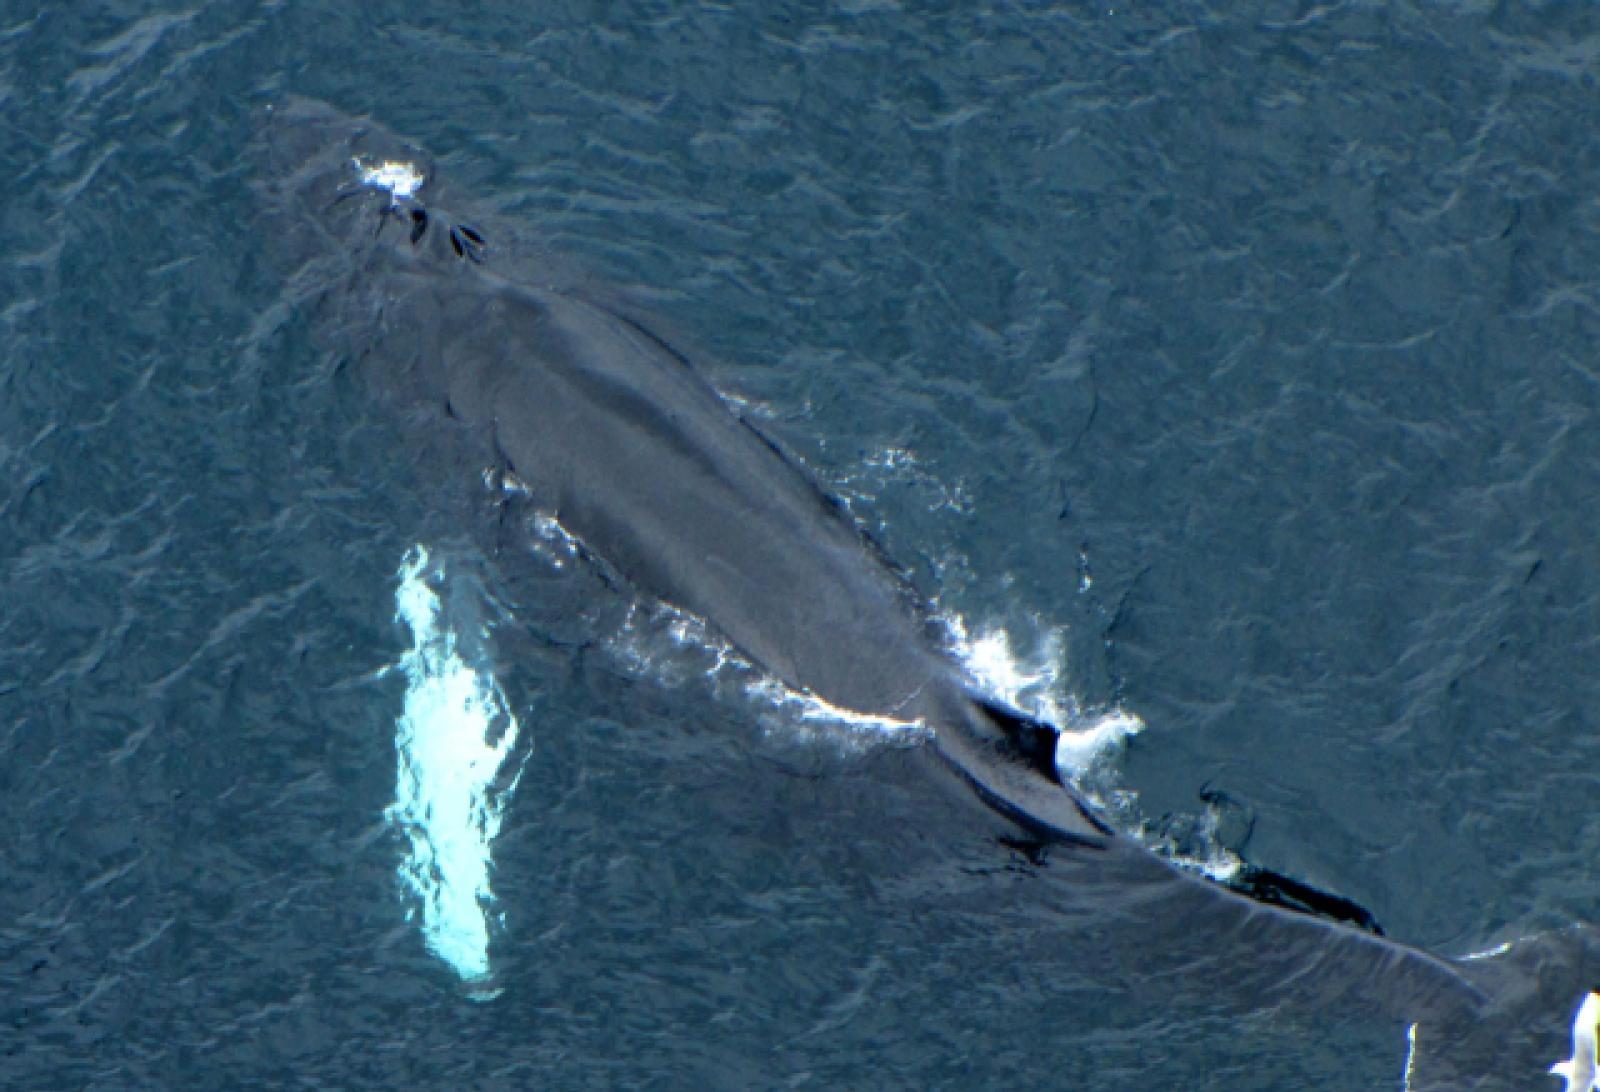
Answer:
2;3;1598;1089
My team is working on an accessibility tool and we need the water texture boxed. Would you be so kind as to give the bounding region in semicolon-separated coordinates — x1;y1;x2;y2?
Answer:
2;3;1597;1089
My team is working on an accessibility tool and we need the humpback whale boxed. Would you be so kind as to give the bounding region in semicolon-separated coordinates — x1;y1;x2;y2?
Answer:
256;99;1597;1090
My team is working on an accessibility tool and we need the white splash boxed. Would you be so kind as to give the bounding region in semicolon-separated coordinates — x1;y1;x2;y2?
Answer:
501;499;1137;781
1053;710;1145;776
938;614;1264;882
1196;852;1244;884
954;621;1069;723
1403;1023;1419;1091
385;545;524;993
1406;985;1600;1091
939;614;1143;779
352;156;425;201
1550;992;1600;1092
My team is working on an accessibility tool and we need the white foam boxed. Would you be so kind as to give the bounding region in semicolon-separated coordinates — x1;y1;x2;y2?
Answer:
1163;830;1245;885
529;512;582;569
503;498;1138;786
952;620;1068;722
385;545;525;994
1053;710;1144;775
939;613;1143;779
1125;783;1251;884
852;443;972;514
609;599;741;686
934;615;1274;883
863;446;917;472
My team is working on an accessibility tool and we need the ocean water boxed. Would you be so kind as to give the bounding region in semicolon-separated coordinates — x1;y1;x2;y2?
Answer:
3;2;1598;1089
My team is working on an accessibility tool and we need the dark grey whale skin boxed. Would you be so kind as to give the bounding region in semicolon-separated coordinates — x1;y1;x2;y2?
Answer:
256;99;1596;1090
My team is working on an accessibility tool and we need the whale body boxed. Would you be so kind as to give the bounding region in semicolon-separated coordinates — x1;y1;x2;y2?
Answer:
256;99;1597;1090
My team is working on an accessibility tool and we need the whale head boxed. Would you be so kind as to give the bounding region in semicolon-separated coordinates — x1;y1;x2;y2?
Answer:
254;98;487;270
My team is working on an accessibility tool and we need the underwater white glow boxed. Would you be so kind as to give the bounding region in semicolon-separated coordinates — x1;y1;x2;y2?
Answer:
386;545;523;991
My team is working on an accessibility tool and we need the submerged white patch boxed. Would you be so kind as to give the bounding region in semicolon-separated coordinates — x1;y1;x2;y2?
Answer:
385;545;524;993
352;156;425;201
1550;992;1600;1092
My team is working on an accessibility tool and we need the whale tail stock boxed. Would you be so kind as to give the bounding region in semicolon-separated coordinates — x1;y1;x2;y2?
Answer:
949;696;1598;1089
958;694;1393;926
1401;927;1600;1091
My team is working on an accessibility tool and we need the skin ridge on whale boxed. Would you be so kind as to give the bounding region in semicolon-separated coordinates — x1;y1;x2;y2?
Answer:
255;98;1598;1090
